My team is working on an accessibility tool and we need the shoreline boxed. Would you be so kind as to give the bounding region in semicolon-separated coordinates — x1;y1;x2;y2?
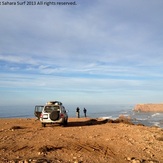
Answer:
0;117;163;162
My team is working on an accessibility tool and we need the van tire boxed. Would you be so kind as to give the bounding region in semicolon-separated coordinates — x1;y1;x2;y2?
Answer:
64;119;68;125
42;123;46;127
50;111;59;121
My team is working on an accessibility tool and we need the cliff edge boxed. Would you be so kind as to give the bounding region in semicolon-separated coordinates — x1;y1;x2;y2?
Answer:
134;104;163;112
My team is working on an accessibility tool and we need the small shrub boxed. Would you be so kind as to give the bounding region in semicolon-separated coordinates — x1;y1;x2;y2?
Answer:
10;126;24;130
108;115;133;125
156;137;163;141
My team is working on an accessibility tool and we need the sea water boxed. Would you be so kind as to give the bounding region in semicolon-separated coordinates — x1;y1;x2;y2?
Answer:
131;111;163;128
0;104;163;128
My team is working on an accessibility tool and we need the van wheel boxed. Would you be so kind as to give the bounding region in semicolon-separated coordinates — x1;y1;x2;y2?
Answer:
42;123;46;127
50;111;59;121
65;119;68;125
63;119;68;125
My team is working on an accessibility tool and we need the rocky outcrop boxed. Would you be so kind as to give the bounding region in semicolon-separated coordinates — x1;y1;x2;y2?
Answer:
134;104;163;112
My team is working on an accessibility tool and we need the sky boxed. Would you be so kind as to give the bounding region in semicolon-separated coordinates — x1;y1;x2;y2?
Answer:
0;0;163;107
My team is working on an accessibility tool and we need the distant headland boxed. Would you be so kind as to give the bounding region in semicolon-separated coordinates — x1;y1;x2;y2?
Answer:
134;103;163;112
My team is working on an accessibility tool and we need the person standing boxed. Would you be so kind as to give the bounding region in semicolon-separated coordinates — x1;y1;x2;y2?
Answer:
83;108;87;117
76;107;80;118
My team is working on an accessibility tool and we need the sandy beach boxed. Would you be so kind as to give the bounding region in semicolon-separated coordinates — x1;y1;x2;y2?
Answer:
0;117;163;163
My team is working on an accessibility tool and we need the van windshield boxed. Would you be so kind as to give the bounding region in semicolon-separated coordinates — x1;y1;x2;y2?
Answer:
44;106;60;113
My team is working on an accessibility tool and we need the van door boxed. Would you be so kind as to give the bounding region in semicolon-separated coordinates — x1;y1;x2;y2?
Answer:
34;105;44;119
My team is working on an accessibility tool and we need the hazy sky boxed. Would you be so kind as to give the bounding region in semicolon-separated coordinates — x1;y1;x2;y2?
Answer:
0;0;163;106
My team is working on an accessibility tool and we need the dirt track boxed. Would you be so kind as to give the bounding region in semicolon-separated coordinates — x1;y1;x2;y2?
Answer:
0;117;163;163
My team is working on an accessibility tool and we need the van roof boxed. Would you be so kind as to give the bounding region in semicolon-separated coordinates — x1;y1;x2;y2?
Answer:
46;101;62;105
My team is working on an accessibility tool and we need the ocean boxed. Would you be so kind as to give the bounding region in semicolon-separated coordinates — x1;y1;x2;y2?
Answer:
0;104;163;128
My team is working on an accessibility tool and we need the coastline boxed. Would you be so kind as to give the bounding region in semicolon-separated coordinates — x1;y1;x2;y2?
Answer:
0;117;163;163
134;104;163;112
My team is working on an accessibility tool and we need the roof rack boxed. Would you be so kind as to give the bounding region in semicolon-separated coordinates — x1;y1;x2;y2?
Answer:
46;101;62;105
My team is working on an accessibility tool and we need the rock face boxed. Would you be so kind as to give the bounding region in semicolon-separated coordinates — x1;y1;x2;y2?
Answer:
134;104;163;112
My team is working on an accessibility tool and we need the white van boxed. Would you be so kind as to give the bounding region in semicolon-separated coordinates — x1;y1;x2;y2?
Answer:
40;101;68;127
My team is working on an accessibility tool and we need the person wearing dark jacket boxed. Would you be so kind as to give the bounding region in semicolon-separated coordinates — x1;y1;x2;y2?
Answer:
83;108;87;117
76;107;80;118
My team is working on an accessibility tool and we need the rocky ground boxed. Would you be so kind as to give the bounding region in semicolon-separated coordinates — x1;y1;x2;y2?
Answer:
0;117;163;163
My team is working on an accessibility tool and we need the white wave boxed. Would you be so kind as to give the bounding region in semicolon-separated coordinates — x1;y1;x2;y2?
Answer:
136;118;148;121
151;122;160;127
120;114;130;117
151;113;160;117
99;116;112;120
120;111;128;114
